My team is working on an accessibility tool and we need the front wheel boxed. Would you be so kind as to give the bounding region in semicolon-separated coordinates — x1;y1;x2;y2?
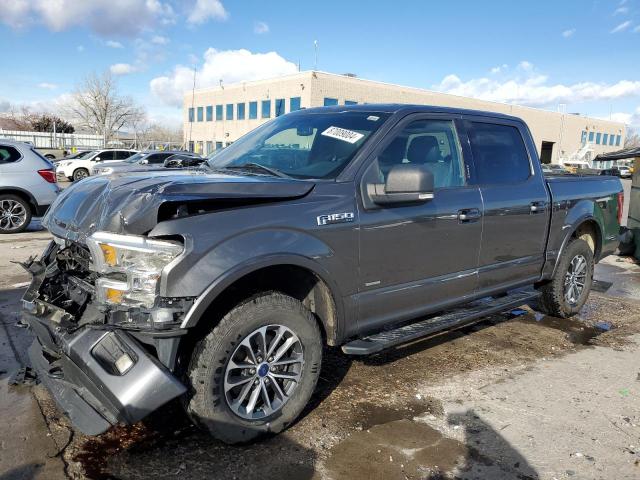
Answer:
185;292;322;444
0;194;32;234
537;238;594;318
72;168;89;182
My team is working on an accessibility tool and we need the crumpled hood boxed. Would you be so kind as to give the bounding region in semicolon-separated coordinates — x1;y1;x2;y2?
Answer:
43;170;314;240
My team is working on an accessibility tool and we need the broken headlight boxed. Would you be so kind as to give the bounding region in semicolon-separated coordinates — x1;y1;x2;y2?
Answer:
86;232;183;308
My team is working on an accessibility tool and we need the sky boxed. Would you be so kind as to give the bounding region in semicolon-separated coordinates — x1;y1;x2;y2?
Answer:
0;0;639;129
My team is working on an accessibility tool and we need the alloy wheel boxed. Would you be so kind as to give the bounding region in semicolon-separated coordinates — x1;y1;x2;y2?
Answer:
224;324;304;420
564;254;587;306
0;199;27;232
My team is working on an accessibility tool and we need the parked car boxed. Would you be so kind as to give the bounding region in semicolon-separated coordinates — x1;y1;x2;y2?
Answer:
22;105;623;443
163;153;206;168
91;150;199;175
0;140;60;233
541;164;569;175
617;166;632;178
56;150;95;163
55;149;137;181
600;167;622;177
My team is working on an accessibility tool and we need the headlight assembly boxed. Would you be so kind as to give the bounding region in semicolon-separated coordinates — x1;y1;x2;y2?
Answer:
86;232;183;308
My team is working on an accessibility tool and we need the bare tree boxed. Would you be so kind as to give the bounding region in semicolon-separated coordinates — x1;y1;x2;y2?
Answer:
624;128;640;149
67;72;146;145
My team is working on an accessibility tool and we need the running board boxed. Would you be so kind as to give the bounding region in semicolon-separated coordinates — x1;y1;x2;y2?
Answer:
342;289;540;355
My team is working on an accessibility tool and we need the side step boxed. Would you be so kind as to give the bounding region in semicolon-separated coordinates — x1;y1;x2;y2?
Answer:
342;289;540;355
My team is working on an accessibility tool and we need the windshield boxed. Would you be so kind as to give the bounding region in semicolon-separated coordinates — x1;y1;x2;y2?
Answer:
124;152;149;164
206;110;391;179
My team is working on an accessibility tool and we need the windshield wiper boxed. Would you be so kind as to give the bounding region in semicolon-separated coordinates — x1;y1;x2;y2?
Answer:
219;162;291;179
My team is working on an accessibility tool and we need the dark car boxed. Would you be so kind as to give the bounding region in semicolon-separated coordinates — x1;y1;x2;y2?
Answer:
163;154;206;168
91;150;198;175
22;104;623;443
600;167;622;176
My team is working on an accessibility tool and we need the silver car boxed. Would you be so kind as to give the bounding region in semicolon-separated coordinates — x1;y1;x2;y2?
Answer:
0;140;60;233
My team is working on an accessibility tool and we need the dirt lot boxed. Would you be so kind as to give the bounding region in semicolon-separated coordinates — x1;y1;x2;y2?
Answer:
1;222;640;480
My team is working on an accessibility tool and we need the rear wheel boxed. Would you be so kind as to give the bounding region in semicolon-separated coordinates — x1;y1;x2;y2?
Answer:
185;292;322;444
72;168;89;182
537;238;594;318
0;194;32;234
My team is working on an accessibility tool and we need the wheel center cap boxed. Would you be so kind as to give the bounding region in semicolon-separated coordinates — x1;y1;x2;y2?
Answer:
257;363;269;377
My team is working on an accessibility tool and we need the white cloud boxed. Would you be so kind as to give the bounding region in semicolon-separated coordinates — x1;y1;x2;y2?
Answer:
110;63;138;75
490;64;508;74
105;40;124;48
611;20;632;33
38;82;58;90
517;61;534;72
187;0;228;25
151;35;170;45
562;28;576;38
77;45;85;52
432;62;640;108
0;0;175;36
150;48;298;106
610;107;640;128
613;6;629;15
254;21;269;34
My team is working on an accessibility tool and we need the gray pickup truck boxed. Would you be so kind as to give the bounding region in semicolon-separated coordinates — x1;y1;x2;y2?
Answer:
22;105;623;443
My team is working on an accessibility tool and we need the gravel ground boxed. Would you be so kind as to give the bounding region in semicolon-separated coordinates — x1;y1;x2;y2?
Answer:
1;221;639;479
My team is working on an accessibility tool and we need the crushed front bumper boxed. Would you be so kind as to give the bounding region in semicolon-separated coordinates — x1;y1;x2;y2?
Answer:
25;309;187;435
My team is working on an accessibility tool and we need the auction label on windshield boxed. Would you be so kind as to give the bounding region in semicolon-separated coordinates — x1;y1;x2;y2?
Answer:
321;126;365;144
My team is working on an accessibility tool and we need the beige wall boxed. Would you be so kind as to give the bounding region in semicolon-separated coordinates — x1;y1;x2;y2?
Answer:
184;71;626;163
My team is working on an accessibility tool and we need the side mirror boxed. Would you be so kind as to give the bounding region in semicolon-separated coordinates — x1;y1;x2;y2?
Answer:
94;157;101;162
140;159;148;165
368;164;434;206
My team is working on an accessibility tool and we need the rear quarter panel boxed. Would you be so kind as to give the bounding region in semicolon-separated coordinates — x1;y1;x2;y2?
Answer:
543;175;622;278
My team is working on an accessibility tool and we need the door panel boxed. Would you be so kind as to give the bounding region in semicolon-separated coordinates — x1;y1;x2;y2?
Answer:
356;115;482;333
463;119;550;293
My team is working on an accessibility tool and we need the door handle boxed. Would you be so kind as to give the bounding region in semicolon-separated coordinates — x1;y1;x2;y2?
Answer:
530;201;546;214
458;208;481;223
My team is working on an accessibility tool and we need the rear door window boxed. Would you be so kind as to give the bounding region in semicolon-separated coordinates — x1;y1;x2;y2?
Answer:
0;145;22;164
466;122;531;185
96;150;115;161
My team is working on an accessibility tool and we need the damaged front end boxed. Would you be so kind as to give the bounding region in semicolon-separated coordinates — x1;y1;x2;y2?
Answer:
22;233;191;435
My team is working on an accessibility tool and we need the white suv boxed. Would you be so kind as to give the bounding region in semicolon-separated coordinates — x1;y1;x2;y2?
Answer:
56;149;137;182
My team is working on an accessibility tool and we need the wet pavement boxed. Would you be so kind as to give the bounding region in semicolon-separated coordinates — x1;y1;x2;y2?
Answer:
1;224;639;479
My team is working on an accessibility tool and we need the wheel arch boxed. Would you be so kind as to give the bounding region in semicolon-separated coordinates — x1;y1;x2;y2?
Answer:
180;255;344;346
550;216;603;279
0;187;38;215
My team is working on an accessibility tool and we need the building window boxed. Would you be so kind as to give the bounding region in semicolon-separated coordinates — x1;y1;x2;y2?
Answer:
345;100;357;105
197;107;203;122
237;103;245;120
188;141;194;152
588;131;594;142
215;141;223;150
275;98;285;117
206;106;213;122
249;101;258;119
609;134;615;146
324;97;338;106
206;141;213;154
262;100;271;118
290;97;301;111
196;141;203;153
216;105;223;121
188;107;194;122
226;104;234;120
596;132;601;145
581;131;587;144
616;135;621;146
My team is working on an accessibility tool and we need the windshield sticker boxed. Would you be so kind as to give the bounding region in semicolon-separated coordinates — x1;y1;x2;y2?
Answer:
367;115;380;121
321;126;365;144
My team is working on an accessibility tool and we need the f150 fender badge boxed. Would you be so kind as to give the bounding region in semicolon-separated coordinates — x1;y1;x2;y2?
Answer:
317;212;355;226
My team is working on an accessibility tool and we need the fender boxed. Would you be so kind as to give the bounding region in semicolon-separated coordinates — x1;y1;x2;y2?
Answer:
0;186;40;212
543;202;604;280
180;252;346;339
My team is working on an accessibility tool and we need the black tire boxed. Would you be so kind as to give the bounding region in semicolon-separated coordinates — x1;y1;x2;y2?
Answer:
537;238;594;318
0;194;32;234
72;168;89;182
618;241;636;257
185;292;322;444
44;154;56;160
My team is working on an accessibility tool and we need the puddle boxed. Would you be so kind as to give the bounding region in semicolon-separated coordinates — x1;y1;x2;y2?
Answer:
323;418;466;480
523;315;611;345
353;398;440;430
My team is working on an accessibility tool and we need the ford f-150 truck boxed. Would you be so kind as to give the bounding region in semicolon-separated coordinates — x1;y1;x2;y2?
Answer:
21;105;623;443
